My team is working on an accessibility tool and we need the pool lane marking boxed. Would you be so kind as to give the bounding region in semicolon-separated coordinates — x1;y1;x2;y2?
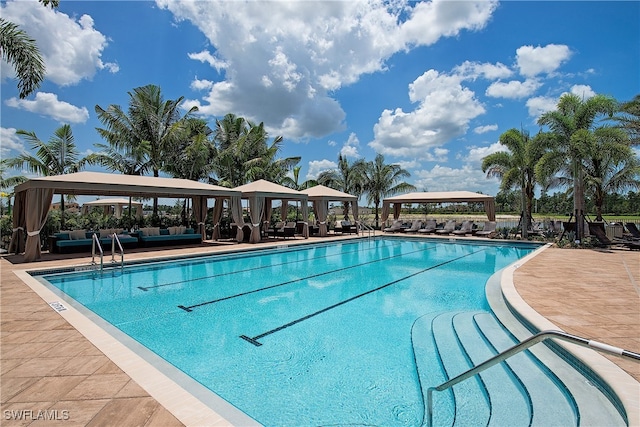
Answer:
239;248;487;347
138;240;402;292
177;244;438;312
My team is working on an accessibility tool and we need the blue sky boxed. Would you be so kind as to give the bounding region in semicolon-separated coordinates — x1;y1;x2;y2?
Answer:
2;0;639;201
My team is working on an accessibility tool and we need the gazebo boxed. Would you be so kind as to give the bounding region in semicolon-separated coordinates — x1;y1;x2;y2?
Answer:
233;180;309;243
301;185;359;237
82;198;143;219
9;171;241;262
381;191;496;223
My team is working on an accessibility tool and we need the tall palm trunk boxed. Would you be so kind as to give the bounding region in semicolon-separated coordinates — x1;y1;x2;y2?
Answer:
574;163;585;241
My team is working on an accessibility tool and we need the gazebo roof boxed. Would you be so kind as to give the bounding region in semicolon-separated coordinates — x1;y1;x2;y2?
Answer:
301;185;357;201
233;179;308;200
383;191;494;204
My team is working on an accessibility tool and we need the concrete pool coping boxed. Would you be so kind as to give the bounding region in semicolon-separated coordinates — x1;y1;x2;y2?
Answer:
2;234;638;426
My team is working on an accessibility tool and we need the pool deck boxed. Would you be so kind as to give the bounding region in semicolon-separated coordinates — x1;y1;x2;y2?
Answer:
1;234;638;426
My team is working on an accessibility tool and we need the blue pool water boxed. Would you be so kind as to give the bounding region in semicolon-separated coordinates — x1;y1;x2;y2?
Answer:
39;237;539;426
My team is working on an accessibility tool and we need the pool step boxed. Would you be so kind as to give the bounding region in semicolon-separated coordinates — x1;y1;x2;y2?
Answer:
415;310;579;427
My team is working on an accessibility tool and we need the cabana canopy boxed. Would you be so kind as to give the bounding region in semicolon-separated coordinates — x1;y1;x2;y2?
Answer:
82;198;143;219
382;191;496;222
9;171;241;262
301;185;358;237
233;179;309;243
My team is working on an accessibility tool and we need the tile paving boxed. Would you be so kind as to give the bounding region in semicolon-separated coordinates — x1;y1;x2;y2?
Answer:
1;236;638;426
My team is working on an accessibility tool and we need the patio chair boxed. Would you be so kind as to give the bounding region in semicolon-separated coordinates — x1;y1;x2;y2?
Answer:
268;221;285;238
276;222;297;239
418;219;437;234
451;220;474;236
588;222;640;250
435;220;457;235
403;219;423;233
625;223;640;240
384;220;403;233
475;221;497;237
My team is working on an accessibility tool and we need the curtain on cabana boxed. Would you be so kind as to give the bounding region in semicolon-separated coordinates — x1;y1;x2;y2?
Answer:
230;196;245;242
247;195;265;243
484;200;496;222
313;200;328;237
192;196;208;242
211;198;224;240
23;188;54;262
8;191;26;254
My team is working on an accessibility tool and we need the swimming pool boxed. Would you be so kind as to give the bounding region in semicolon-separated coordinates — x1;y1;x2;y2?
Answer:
35;237;565;425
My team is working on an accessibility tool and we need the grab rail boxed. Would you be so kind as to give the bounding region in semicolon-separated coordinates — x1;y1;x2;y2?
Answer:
426;330;640;427
111;234;124;268
357;221;375;238
91;233;103;272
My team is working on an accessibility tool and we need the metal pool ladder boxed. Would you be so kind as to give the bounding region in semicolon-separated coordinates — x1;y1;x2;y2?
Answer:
91;233;125;272
358;221;375;238
426;329;640;427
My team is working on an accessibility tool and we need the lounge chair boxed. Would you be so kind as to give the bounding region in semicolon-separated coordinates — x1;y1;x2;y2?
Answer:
588;223;640;250
268;221;285;238
625;223;640;240
435;220;457;235
418;219;437;234
475;221;497;238
451;220;474;236
337;220;358;234
384;220;403;233
403;219;423;233
276;222;297;239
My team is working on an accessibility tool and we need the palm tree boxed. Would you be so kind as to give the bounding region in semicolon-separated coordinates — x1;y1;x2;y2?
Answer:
615;94;640;146
281;165;318;220
580;126;639;221
482;128;544;238
537;93;618;241
95;84;197;217
0;0;57;98
361;154;415;228
7;124;87;229
0;159;27;215
213;114;298;187
317;154;366;220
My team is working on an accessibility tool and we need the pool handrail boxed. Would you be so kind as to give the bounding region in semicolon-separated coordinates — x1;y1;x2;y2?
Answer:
426;329;640;427
357;221;374;238
91;233;103;272
111;233;124;267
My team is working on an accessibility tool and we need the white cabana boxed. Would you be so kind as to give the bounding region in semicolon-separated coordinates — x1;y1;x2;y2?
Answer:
233;179;309;243
301;185;359;237
381;191;496;223
9;171;241;261
82;198;143;219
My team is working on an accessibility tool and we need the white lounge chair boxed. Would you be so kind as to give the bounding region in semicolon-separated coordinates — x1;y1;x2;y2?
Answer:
384;220;403;232
475;221;497;237
403;219;423;233
418;219;437;234
436;220;457;235
451;220;474;236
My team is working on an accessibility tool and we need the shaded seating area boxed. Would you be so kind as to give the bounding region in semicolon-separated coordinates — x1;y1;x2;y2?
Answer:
301;185;359;237
588;222;640;250
335;220;358;234
8;171;241;262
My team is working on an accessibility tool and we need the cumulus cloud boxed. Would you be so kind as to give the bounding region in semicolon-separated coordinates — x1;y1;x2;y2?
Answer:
0;1;116;86
453;61;512;81
190;78;214;91
526;96;558;118
340;133;360;158
465;141;503;164
414;164;498;194
0;127;24;156
474;124;498;134
570;84;596;99
156;0;497;140
5;92;89;123
485;78;541;99
516;44;571;77
369;69;485;158
307;159;337;180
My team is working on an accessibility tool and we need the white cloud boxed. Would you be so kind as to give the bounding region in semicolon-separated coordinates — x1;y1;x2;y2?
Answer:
156;0;497;140
188;50;228;72
414;164;498;194
5;92;89;123
340;133;360;158
465;141;503;164
0;1;116;86
485;78;541;99
0;127;24;157
307;159;337;180
369;69;485;158
474;124;498;134
516;44;571;77
190;78;214;91
570;84;596;99
453;61;513;81
526;96;558;118
395;160;421;170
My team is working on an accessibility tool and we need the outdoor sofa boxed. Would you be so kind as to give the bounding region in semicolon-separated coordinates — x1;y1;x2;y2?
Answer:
136;226;202;247
50;229;138;254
